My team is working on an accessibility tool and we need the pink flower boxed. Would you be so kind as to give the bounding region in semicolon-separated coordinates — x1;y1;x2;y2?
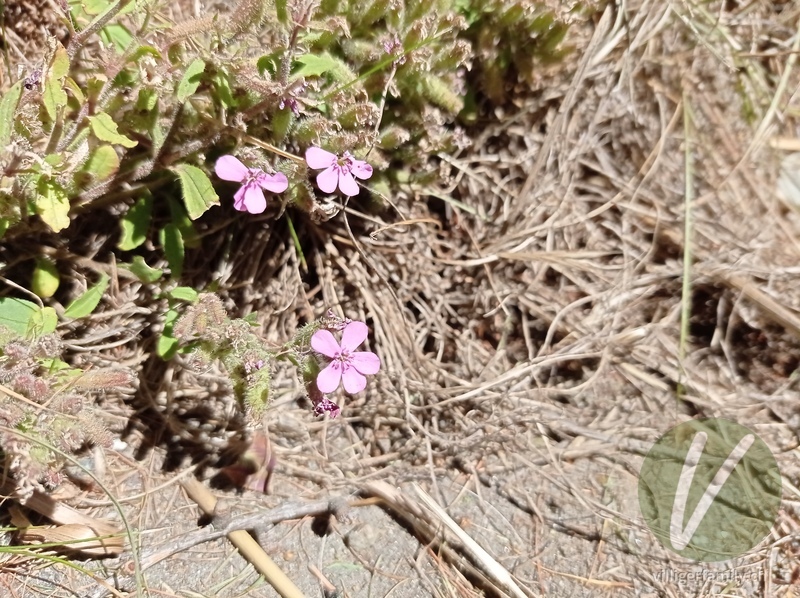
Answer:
313;396;341;418
215;155;289;214
307;376;341;418
305;146;373;197
311;321;380;394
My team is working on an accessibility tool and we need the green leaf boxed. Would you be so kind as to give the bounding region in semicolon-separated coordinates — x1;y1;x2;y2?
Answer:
156;308;180;359
30;307;58;336
160;224;184;279
35;179;71;232
177;58;205;102
276;0;288;23
0;298;57;337
42;44;70;119
130;45;162;63
211;71;236;109
0;218;8;240
167;286;199;302
294;53;342;78
75;0;112;15
86;76;107;105
43;45;70;121
32;257;60;299
120;255;163;283
173;164;219;220
39;357;73;372
100;23;134;52
0;298;39;336
63;77;85;104
88;112;137;148
136;88;158;111
0;81;23;147
50;44;70;79
82;144;120;181
118;195;153;250
64;274;110;318
168;198;199;249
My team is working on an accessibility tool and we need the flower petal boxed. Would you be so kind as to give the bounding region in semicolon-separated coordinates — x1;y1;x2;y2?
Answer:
338;172;360;196
351;159;373;181
305;146;336;169
233;186;248;211
259;172;289;193
241;184;267;214
351;351;380;375
340;321;368;351
311;329;341;357
342;368;367;393
215;155;249;182
316;167;339;194
317;363;342;393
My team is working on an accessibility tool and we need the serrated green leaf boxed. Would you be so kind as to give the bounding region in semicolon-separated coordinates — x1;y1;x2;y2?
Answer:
118;195;153;250
294;53;342;78
32;257;60;299
120;256;163;283
0;298;39;336
30;306;58;336
167;286;199;302
160;224;184;279
83;144;120;181
0;218;8;240
88;112;137;148
64;274;109;318
34;179;71;232
177;59;205;102
0;81;23;147
173;164;219;220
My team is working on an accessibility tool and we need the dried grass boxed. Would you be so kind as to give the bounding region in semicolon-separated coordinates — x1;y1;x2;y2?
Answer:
5;0;800;595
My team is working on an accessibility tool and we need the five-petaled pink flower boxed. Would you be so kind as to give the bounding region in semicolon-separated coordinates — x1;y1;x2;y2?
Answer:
305;146;373;197
215;155;289;214
311;321;380;393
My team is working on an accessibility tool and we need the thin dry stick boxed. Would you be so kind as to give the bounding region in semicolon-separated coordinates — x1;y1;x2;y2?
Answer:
180;479;306;598
413;484;530;598
362;480;537;598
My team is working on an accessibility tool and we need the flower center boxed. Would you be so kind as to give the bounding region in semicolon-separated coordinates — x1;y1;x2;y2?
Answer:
244;168;263;186
333;348;352;368
335;153;354;175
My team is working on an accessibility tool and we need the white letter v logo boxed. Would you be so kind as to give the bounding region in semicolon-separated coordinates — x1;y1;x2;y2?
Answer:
670;431;755;550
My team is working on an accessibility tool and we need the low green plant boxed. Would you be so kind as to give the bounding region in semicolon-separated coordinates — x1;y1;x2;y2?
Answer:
0;298;134;501
0;0;594;498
